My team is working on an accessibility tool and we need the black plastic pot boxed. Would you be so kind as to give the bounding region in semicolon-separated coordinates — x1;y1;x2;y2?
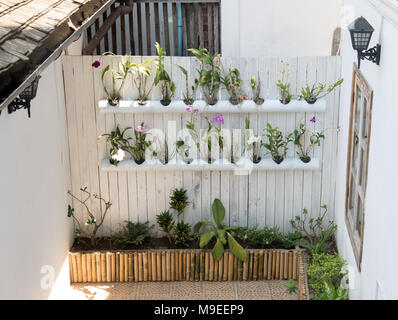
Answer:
272;156;284;164
135;158;145;165
252;156;262;164
183;98;195;106
137;100;148;106
229;96;242;105
305;99;317;105
160;99;172;106
300;155;311;163
108;98;119;106
254;98;265;105
206;97;218;106
280;99;291;105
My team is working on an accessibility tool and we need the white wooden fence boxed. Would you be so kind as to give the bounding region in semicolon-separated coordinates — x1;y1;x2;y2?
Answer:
62;55;341;236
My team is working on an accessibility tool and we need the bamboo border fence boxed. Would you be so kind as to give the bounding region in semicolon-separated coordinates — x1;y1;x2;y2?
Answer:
68;249;309;300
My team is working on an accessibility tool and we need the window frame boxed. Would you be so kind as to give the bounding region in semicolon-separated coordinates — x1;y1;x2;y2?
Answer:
345;64;373;271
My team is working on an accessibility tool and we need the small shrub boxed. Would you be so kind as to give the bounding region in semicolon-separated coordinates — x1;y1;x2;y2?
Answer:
174;222;193;248
112;221;154;249
290;204;337;254
156;210;174;245
285;279;299;294
307;252;347;297
169;188;189;216
312;282;349;300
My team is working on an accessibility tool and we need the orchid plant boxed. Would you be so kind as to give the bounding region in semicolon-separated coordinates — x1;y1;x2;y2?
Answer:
177;65;197;105
263;123;293;164
154;42;176;106
186;107;200;153
300;79;344;104
201;114;224;163
276;60;294;105
129;123;152;164
294;118;325;163
188;47;222;105
101;55;136;106
102;125;131;165
250;73;265;105
221;66;244;105
132;60;154;105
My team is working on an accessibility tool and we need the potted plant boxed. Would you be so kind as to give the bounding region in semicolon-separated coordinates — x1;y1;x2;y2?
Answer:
185;107;201;157
221;66;244;105
247;135;263;164
132;59;154;105
156;210;175;246
294;120;325;163
300;79;344;104
188;47;222;105
176;139;194;164
177;65;197;106
128;123;152;165
276;60;293;105
263;123;293;164
200;115;224;164
102;125;132;166
101;55;135;106
194;199;247;262
251;73;265;105
154;42;176;106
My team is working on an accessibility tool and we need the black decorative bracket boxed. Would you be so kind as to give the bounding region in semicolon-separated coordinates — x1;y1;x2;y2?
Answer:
357;44;381;69
8;98;32;118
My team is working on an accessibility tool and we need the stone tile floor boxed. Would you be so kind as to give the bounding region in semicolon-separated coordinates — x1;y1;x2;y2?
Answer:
67;281;298;300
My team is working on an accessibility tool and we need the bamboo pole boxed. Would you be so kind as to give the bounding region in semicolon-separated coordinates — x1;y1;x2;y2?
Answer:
248;251;253;281
179;251;183;281
234;256;238;281
115;253;120;282
237;258;243;281
195;252;200;281
106;253;111;282
111;253;116;282
76;253;83;283
171;252;175;281
218;257;223;281
124;253;128;282
214;255;219;281
119;253;124;282
267;251;272;280
227;253;234;281
200;252;205;281
272;251;277;280
253;252;259;281
204;252;209;281
223;252;228;281
209;253;214;281
276;251;280;280
258;251;263;281
262;251;268;280
190;252;195;280
162;251;167;281
128;253;134;282
185;252;190;281
100;253;106;282
81;254;87;283
91;253;96;283
147;252;152;281
288;252;293;280
151;252;157;281
138;253;143;282
87;254;92;282
293;251;297;280
71;253;78;283
143;252;148;281
157;252;161;281
242;253;248;281
133;253;138;282
68;254;73;283
95;253;101;282
164;251;169;281
284;251;289;280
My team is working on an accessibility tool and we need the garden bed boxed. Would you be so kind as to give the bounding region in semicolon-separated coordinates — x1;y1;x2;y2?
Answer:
68;248;308;300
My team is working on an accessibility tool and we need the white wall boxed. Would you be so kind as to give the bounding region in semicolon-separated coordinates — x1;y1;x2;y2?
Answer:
221;0;342;57
336;0;398;300
0;57;73;299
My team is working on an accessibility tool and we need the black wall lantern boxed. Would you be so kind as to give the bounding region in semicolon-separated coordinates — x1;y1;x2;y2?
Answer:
348;16;381;69
7;76;41;118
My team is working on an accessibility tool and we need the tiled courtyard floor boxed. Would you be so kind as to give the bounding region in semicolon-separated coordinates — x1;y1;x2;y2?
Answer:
68;281;298;300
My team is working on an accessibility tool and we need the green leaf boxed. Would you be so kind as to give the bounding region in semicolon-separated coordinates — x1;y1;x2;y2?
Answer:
193;221;214;234
212;198;225;228
101;65;110;80
177;65;188;76
227;232;247;262
200;229;215;248
212;239;225;261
